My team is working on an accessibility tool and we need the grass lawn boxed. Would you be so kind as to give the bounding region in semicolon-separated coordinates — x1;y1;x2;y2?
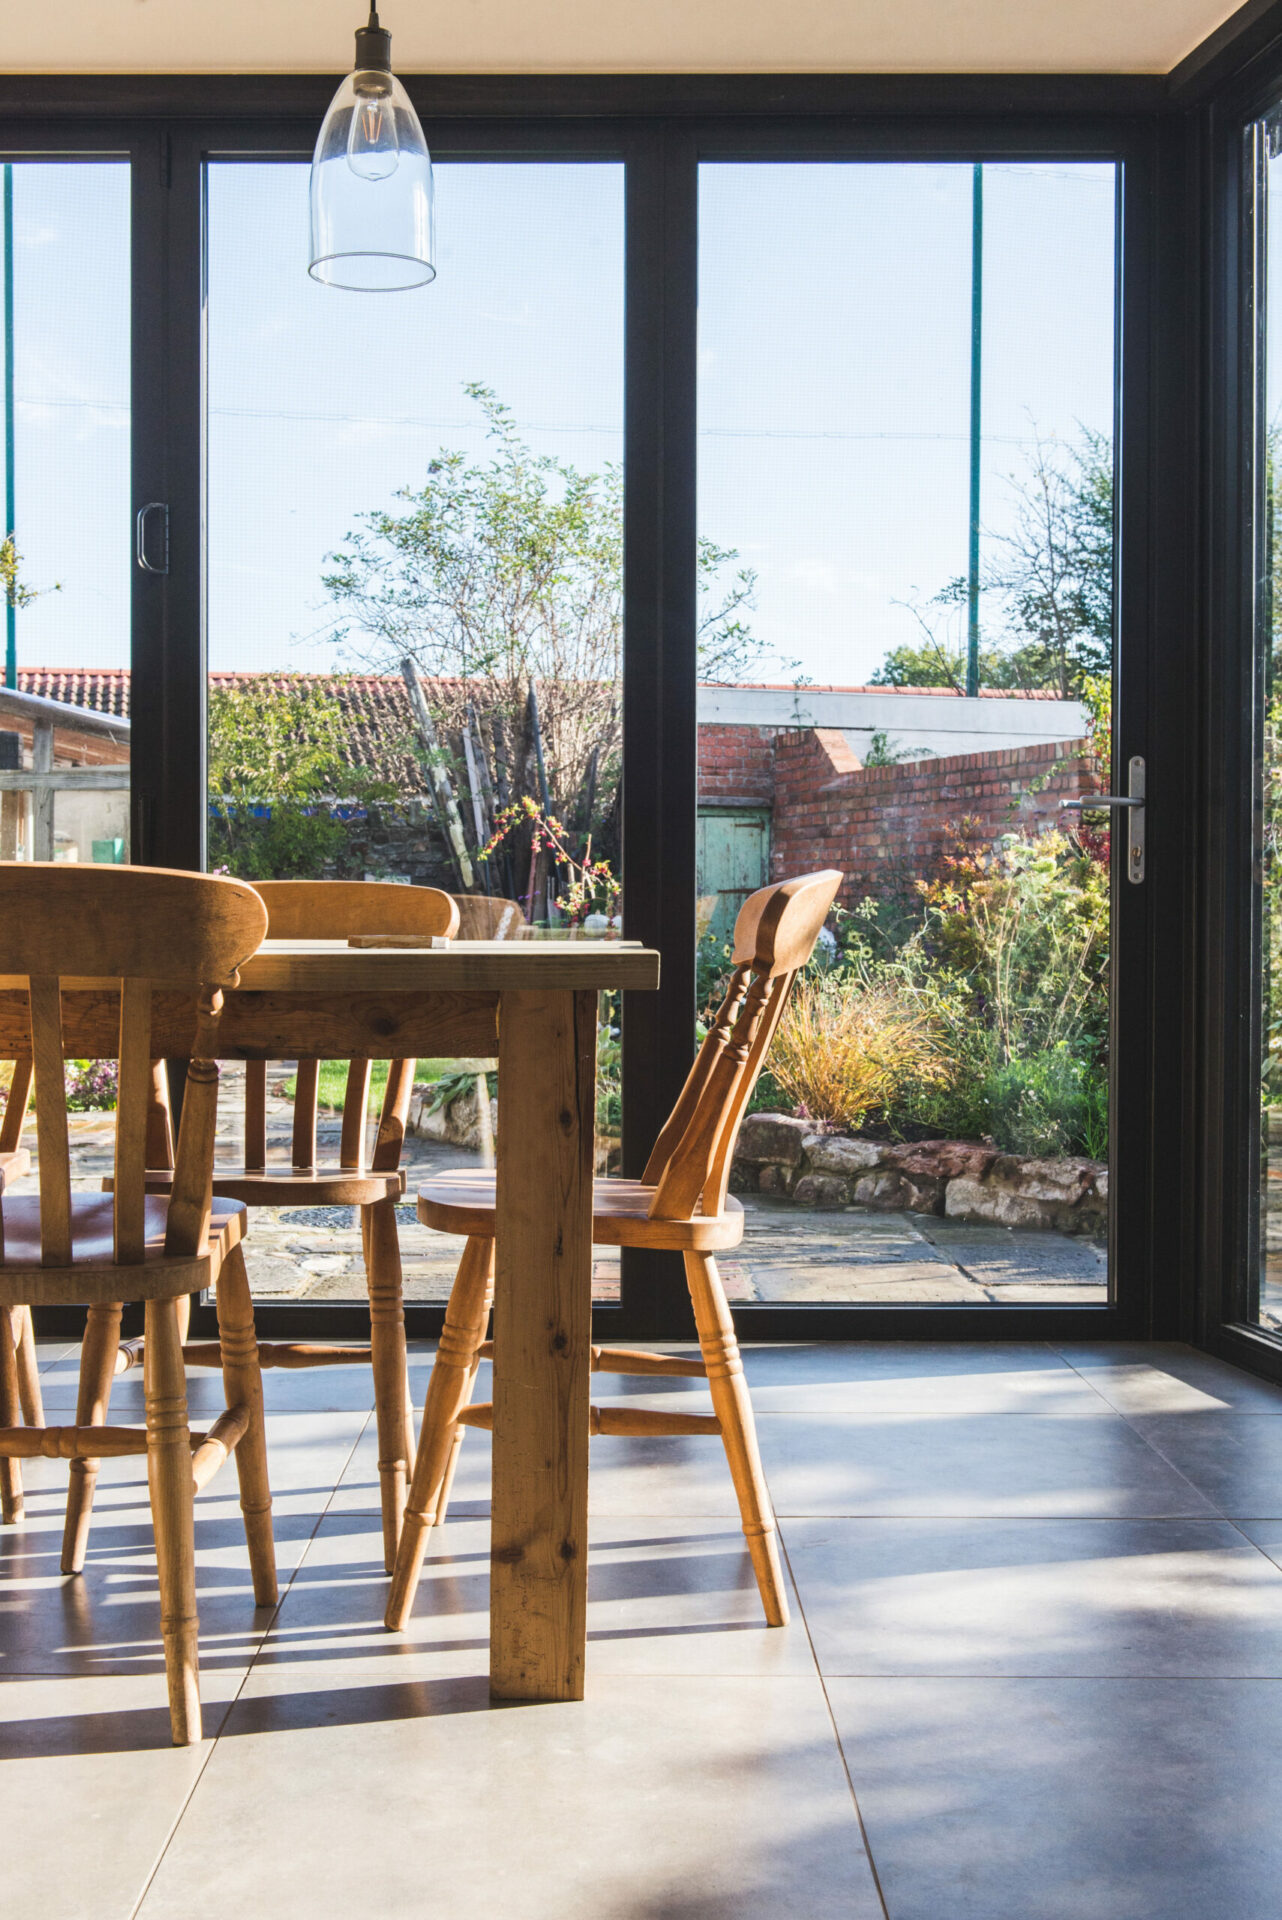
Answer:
283;1058;462;1111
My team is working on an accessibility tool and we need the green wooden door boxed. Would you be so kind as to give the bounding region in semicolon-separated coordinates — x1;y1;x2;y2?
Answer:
697;808;771;944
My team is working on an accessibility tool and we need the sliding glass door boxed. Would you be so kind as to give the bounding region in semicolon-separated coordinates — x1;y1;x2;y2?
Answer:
202;155;625;1307
696;158;1122;1309
0;160;131;864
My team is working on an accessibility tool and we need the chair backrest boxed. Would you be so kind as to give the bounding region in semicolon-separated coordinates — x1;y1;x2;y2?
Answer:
642;870;842;1222
251;879;459;942
0;864;267;1265
239;879;458;1174
452;894;527;940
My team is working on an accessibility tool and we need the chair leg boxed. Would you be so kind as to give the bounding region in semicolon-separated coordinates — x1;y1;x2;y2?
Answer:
385;1234;494;1632
683;1251;789;1627
365;1195;414;1574
434;1356;482;1529
0;1305;23;1522
60;1302;123;1574
144;1295;201;1745
215;1243;278;1609
16;1308;44;1428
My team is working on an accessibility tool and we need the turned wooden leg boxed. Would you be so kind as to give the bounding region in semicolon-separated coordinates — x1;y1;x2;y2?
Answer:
0;1305;23;1522
60;1302;124;1572
215;1243;278;1608
385;1234;494;1631
365;1195;413;1574
435;1351;485;1529
683;1252;789;1627
15;1308;44;1429
144;1295;201;1745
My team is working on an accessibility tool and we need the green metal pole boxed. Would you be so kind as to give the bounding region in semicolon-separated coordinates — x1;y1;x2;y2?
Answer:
965;161;983;699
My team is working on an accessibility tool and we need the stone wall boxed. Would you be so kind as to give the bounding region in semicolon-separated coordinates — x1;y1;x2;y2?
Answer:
319;801;459;890
734;1113;1107;1235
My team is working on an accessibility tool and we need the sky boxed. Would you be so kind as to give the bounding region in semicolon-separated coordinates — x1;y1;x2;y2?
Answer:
7;156;1115;688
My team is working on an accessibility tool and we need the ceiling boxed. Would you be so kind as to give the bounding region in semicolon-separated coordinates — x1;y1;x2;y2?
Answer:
0;1;1248;78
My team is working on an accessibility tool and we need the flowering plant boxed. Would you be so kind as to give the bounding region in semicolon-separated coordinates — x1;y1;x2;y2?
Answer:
479;795;620;928
65;1059;119;1111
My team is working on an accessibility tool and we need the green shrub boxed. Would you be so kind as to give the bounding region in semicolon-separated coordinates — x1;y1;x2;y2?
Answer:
208;677;397;880
979;1046;1108;1159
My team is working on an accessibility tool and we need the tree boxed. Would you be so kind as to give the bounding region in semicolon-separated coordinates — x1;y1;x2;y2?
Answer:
207;677;394;879
871;426;1114;698
320;383;761;828
984;426;1114;697
0;533;58;613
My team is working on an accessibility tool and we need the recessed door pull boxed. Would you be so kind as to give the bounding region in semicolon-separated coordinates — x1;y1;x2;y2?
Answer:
1060;755;1146;883
135;502;169;575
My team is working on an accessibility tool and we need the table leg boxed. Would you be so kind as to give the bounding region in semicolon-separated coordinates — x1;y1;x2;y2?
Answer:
490;987;597;1701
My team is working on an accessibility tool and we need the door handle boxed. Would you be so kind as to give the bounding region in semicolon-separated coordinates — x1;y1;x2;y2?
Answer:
136;502;169;574
1060;754;1146;883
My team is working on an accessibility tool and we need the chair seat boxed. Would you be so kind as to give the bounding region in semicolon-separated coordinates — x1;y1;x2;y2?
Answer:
417;1168;746;1251
0;1194;247;1304
129;1167;406;1207
0;1148;31;1189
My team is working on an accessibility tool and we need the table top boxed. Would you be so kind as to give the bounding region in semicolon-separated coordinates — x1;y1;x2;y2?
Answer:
234;938;661;994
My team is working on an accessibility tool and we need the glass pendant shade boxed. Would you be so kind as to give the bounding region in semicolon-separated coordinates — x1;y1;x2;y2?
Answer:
309;28;435;292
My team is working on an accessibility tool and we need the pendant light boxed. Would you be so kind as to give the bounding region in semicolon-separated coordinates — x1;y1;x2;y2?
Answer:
308;6;435;291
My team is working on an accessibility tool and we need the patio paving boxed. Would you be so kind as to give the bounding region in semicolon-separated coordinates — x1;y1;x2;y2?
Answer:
9;1066;1108;1305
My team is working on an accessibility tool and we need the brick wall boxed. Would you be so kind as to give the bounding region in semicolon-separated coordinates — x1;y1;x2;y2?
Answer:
769;728;1101;903
697;723;777;805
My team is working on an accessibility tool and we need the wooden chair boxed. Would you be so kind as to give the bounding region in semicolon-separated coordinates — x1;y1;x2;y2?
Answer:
0;1087;42;1457
384;869;843;1634
117;879;459;1575
0;1065;40;1442
0;863;276;1745
451;894;527;940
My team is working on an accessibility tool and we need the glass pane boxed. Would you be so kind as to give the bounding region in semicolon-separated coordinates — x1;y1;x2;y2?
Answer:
698;161;1116;1306
0;162;131;865
0;161;131;1180
205;160;624;1304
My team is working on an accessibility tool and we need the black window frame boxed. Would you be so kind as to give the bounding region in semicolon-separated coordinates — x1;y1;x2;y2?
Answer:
0;76;1192;1346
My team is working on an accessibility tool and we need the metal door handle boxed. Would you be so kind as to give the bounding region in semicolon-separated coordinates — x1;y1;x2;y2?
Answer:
136;502;169;574
1060;754;1146;883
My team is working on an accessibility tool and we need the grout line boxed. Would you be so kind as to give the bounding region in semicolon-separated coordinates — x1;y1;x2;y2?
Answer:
771;1510;892;1918
126;1403;375;1920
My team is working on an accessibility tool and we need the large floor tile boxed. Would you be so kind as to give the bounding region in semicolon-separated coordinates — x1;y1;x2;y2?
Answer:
783;1515;1282;1675
37;1343;439;1416
333;1416;750;1518
136;1675;878;1920
1053;1341;1282;1414
0;1671;234;1920
1128;1411;1282;1516
262;1509;814;1679
0;1486;314;1679
828;1677;1282;1920
754;1411;1217;1516
739;1340;1109;1413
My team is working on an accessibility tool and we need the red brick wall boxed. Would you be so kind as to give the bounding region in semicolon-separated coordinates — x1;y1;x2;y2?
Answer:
769;727;1101;902
697;724;776;805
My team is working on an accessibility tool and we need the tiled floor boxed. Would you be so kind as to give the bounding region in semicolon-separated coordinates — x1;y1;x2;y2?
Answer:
7;1339;1282;1918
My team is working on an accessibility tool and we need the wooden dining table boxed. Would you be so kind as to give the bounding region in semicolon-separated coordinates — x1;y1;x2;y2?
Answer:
0;934;661;1703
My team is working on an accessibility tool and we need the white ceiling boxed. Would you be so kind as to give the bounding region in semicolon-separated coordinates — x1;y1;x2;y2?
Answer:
0;1;1247;78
